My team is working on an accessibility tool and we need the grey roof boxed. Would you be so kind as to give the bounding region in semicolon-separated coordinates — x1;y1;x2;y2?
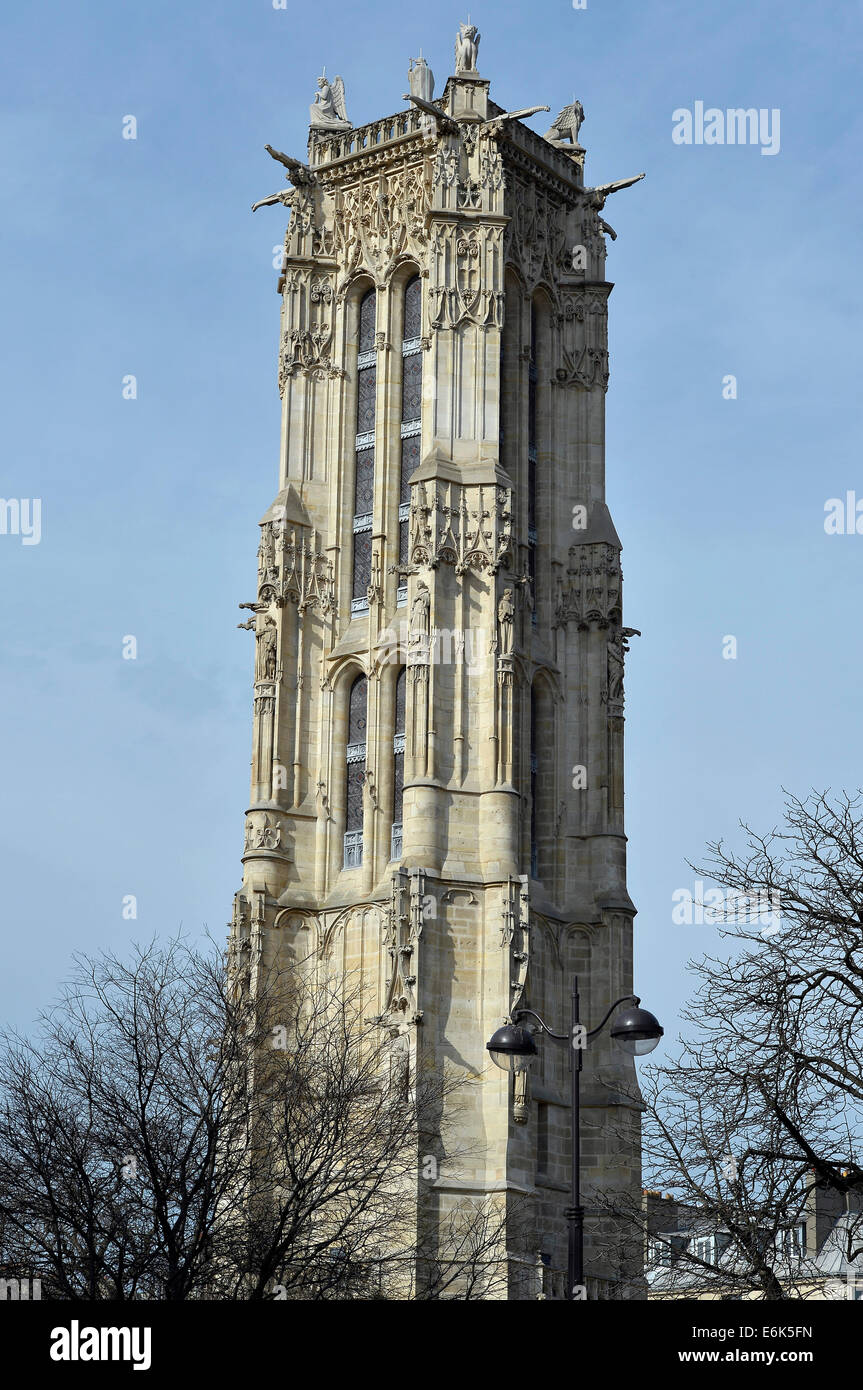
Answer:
570;501;622;549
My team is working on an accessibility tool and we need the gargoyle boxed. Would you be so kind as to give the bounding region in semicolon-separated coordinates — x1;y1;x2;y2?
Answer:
251;144;316;212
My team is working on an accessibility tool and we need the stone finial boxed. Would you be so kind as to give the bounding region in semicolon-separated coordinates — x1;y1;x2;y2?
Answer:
408;52;435;102
309;69;351;132
454;20;480;74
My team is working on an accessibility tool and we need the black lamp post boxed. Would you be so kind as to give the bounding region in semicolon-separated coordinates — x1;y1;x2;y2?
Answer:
486;976;663;1301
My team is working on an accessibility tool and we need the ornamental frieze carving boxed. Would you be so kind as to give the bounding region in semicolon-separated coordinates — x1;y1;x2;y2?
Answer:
574;200;610;265
378;869;424;1030
285;185;316;242
555;344;609;391
428;222;504;329
503;177;570;295
478;144;504;191
432;143;459;188
265;178;333;263
431;127;504;217
561;292;608;324
278;271;340;388
254;517;336;615
556;542;622;629
409;481;512;573
554;290;610;391
244;815;283;852
332;161;432;287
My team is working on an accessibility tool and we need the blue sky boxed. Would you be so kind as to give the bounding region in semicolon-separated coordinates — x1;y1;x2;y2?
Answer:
1;0;862;1041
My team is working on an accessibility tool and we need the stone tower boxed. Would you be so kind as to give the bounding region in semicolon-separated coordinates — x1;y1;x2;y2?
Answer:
231;27;644;1299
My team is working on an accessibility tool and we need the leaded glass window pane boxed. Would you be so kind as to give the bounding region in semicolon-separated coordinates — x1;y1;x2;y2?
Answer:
352;528;372;599
401;353;422;423
346;765;365;832
344;829;363;868
354;447;375;515
400;434;420;503
393;752;404;824
354;290;376;605
356;366;377;434
403;277;422;341
528;371;537;451
359;290;376;353
345;675;367;842
348;676;367;745
530;688;538;875
395;668;406;736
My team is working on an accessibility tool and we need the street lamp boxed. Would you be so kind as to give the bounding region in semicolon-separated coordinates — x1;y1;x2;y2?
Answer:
486;976;663;1301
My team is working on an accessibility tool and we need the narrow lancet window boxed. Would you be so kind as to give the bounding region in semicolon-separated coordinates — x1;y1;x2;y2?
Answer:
391;668;406;860
530;685;538;878
352;289;377;614
528;301;538;628
397;276;422;605
344;674;367;867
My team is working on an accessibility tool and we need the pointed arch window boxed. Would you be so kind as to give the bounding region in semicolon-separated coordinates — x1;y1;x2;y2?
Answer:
397;276;422;606
527;301;538;629
352;290;377;615
344;674;367;868
530;685;539;878
390;667;406;860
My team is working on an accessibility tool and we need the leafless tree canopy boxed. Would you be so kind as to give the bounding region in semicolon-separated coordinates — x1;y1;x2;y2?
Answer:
0;937;511;1300
604;791;863;1299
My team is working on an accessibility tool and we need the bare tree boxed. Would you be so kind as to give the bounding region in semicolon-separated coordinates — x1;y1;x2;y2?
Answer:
598;790;863;1299
0;937;512;1300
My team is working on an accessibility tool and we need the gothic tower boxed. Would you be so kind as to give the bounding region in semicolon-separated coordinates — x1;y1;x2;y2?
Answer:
231;27;644;1299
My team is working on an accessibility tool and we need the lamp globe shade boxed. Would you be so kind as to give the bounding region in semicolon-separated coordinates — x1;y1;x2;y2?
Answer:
610;1005;664;1057
486;1022;538;1073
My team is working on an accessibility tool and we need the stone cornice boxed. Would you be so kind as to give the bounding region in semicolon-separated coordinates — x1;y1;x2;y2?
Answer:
316;133;429;183
501;126;584;202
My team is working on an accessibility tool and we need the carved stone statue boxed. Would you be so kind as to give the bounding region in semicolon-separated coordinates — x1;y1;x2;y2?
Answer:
410;581;430;639
606;626;641;707
259;523;276;577
454;22;480;74
497;586;515;655
255;617;278;682
408;54;435;103
544;101;585;147
607;631;625;705
309;71;351;132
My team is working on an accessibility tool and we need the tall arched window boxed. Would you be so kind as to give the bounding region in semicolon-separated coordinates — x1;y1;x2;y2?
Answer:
352;290;376;615
530;685;538;878
530;677;555;885
344;674;367;868
527;301;538;629
391;668;406;860
397;276;422;605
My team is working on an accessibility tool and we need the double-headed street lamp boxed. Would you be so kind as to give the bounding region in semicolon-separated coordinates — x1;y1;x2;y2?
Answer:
486;976;663;1301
